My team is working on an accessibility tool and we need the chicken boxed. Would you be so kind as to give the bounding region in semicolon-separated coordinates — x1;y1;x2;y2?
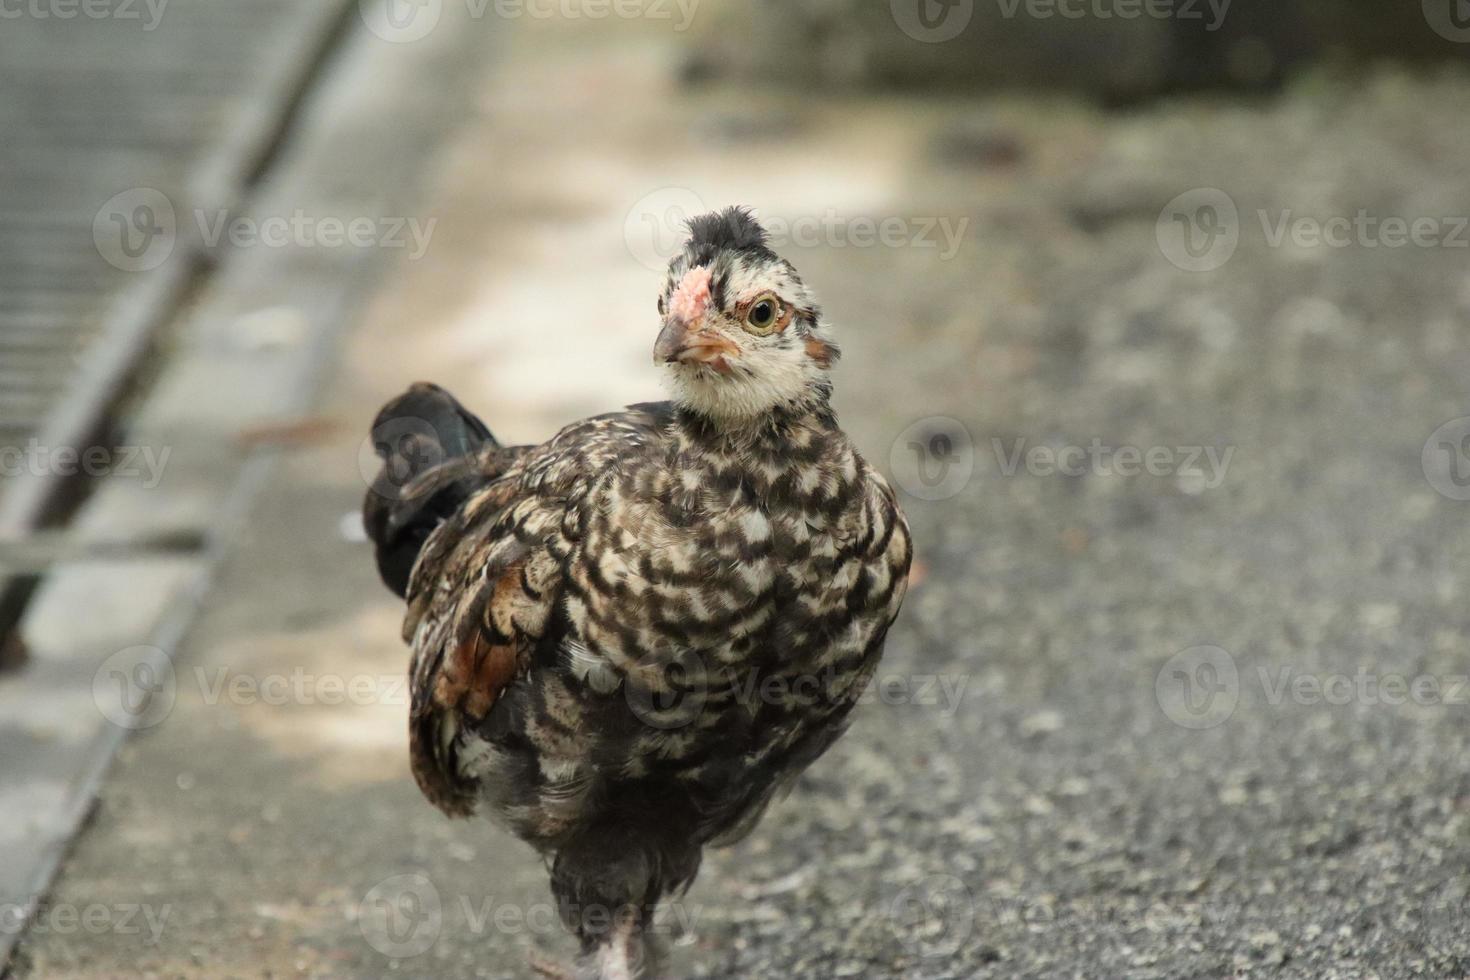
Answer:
363;207;912;980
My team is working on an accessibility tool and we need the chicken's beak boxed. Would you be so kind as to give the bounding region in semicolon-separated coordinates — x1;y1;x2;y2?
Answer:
654;318;737;374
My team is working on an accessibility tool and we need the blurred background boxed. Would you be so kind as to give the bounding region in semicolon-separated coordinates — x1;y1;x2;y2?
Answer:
3;1;1470;977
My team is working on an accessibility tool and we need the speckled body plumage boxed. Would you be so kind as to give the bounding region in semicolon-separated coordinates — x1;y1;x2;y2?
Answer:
365;208;910;979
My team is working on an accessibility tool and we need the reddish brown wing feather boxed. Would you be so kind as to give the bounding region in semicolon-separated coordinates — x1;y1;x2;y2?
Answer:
432;561;525;719
412;542;538;805
409;560;531;816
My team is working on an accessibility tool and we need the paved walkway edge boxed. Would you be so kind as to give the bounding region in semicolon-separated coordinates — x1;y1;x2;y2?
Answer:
0;6;492;972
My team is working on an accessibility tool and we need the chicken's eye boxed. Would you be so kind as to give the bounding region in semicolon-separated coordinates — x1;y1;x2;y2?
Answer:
744;295;781;335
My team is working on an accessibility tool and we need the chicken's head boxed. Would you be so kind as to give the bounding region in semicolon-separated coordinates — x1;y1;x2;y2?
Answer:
655;207;839;422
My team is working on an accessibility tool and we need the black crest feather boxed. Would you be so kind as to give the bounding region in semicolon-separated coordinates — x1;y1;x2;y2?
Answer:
685;206;774;260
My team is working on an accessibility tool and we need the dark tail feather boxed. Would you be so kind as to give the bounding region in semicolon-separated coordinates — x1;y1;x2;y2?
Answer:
362;383;496;598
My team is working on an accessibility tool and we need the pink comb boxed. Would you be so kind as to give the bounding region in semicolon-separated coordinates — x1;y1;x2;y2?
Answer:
668;266;713;323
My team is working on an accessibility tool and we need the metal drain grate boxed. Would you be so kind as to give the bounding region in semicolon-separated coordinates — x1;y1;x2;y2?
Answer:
0;0;358;610
0;2;377;965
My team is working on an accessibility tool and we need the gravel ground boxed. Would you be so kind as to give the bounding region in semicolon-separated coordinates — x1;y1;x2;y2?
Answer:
15;15;1470;980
